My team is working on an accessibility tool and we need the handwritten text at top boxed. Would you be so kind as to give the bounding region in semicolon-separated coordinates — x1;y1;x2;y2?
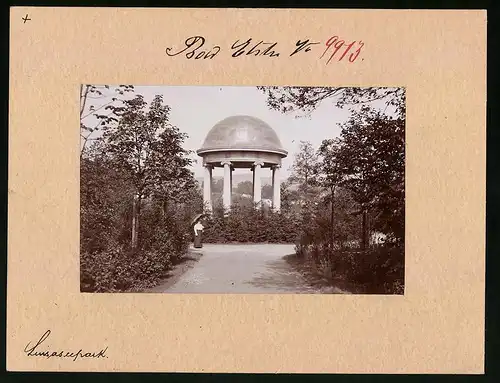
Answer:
165;36;364;64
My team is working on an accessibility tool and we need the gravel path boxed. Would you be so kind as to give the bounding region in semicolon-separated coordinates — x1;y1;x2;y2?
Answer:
157;243;321;294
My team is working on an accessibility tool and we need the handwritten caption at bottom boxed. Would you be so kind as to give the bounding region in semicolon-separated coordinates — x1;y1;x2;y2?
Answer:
24;330;108;361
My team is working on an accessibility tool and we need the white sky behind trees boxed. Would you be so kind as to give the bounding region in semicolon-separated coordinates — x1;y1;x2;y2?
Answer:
82;85;394;180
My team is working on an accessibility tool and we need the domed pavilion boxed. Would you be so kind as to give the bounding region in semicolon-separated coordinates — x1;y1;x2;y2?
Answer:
197;115;288;211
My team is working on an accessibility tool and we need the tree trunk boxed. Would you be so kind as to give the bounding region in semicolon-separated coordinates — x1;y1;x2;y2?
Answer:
162;198;168;217
131;194;141;250
79;85;90;159
80;85;90;118
361;208;368;251
330;186;335;249
136;197;141;247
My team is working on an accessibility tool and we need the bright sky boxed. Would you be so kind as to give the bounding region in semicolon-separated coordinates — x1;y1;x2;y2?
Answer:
82;86;392;180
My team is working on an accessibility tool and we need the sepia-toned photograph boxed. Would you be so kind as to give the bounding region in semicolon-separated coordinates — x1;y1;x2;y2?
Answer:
80;85;405;294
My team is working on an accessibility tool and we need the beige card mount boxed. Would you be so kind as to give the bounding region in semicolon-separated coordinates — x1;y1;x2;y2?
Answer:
8;7;486;373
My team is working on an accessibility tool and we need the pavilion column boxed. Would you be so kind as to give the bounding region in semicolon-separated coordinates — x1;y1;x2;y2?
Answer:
230;165;234;202
253;161;264;205
222;161;232;210
203;164;213;211
252;165;256;200
272;165;281;211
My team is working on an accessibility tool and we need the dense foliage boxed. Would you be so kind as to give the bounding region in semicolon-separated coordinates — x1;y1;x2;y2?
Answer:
261;86;406;294
80;91;202;292
202;204;300;244
257;86;405;118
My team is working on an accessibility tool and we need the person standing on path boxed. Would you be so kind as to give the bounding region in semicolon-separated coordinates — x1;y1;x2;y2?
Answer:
193;220;204;248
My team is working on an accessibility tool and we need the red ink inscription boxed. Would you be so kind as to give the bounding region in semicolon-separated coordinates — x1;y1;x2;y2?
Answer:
320;36;364;64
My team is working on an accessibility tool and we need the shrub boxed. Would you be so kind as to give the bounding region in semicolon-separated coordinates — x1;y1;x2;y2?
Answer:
294;242;404;294
80;183;192;292
202;205;300;244
80;231;179;292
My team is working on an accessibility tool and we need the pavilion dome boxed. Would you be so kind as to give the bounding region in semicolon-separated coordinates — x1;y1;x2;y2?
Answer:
197;115;287;156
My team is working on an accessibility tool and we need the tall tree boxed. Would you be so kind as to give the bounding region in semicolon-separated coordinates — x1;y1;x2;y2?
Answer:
258;86;405;248
279;178;297;213
337;106;405;247
317;138;343;248
101;94;195;249
289;141;320;203
147;96;195;208
289;141;321;242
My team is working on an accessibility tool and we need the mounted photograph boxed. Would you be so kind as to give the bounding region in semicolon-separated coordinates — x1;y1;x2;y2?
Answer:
80;85;405;294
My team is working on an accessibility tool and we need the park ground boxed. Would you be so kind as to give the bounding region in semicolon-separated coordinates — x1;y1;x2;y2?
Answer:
144;243;350;294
